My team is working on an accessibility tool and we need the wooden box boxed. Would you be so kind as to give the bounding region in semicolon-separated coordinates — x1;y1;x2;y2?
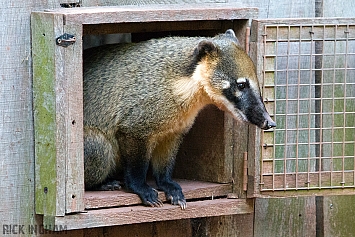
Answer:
31;4;258;230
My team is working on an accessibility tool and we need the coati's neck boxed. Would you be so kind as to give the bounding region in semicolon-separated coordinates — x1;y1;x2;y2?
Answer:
169;75;210;135
173;74;211;111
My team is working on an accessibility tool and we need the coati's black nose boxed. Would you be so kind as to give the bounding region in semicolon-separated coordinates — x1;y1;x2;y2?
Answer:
263;119;276;130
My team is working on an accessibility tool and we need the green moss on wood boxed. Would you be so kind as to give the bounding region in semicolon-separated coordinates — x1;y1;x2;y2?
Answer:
32;12;58;216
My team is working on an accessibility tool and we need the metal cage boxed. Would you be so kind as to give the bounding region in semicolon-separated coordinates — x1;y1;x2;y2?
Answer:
256;19;355;192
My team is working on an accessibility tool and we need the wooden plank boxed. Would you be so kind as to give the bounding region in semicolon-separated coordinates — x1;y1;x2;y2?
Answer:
32;11;66;217
35;214;84;236
84;214;254;237
231;119;250;198
83;227;104;237
63;23;85;213
36;4;258;25
323;0;355;18
85;219;192;237
251;17;355;27
247;19;265;198
203;214;254;237
235;0;315;18
322;195;355;237
152;219;192;237
0;1;60;234
85;180;232;209
52;198;253;230
254;196;316;237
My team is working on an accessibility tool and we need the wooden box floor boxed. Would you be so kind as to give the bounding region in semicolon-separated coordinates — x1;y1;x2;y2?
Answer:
52;180;253;230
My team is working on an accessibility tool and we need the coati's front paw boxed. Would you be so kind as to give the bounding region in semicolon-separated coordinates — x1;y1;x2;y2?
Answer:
166;189;186;210
135;185;164;207
157;180;186;209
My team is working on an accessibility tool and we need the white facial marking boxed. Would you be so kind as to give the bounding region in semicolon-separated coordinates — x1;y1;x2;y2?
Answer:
221;80;231;89
236;77;247;84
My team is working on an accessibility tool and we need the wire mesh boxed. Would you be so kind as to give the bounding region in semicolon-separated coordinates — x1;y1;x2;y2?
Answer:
260;23;355;191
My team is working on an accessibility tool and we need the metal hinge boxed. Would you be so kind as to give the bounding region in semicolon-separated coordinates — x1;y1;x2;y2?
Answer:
243;151;248;192
56;33;76;47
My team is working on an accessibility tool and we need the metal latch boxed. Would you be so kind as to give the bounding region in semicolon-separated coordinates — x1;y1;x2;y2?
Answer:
56;33;76;47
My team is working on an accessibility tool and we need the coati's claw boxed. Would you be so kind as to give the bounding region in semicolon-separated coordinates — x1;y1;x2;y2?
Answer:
139;186;164;207
146;199;164;208
166;193;186;209
178;200;187;210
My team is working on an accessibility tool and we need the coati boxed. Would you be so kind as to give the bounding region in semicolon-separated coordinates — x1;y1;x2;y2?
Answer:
83;29;276;209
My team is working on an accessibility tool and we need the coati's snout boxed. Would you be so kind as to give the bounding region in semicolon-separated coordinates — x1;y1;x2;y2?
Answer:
221;77;276;130
262;115;277;130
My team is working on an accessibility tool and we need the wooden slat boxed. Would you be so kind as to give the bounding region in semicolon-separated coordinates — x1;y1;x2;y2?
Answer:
251;17;355;27
64;23;85;213
32;11;66;217
37;4;258;25
50;198;253;230
254;196;316;237
85;180;232;209
323;195;355;237
247;19;265;198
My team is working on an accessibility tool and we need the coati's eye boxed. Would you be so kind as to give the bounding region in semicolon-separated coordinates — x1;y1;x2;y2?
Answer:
237;82;246;90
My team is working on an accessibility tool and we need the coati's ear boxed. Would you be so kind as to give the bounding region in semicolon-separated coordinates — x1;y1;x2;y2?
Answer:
194;40;218;61
225;29;240;45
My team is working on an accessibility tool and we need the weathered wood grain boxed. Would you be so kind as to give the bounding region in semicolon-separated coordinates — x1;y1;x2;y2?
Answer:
37;4;258;25
254;196;316;237
203;214;254;237
64;23;85;214
323;195;355;237
85;180;232;209
32;12;66;217
53;198;253;230
32;12;86;216
104;219;192;237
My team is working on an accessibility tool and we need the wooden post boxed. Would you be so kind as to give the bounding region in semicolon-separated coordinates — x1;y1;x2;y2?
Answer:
32;11;85;220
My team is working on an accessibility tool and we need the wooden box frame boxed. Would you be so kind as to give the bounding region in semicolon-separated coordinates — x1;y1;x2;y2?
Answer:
31;4;258;230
